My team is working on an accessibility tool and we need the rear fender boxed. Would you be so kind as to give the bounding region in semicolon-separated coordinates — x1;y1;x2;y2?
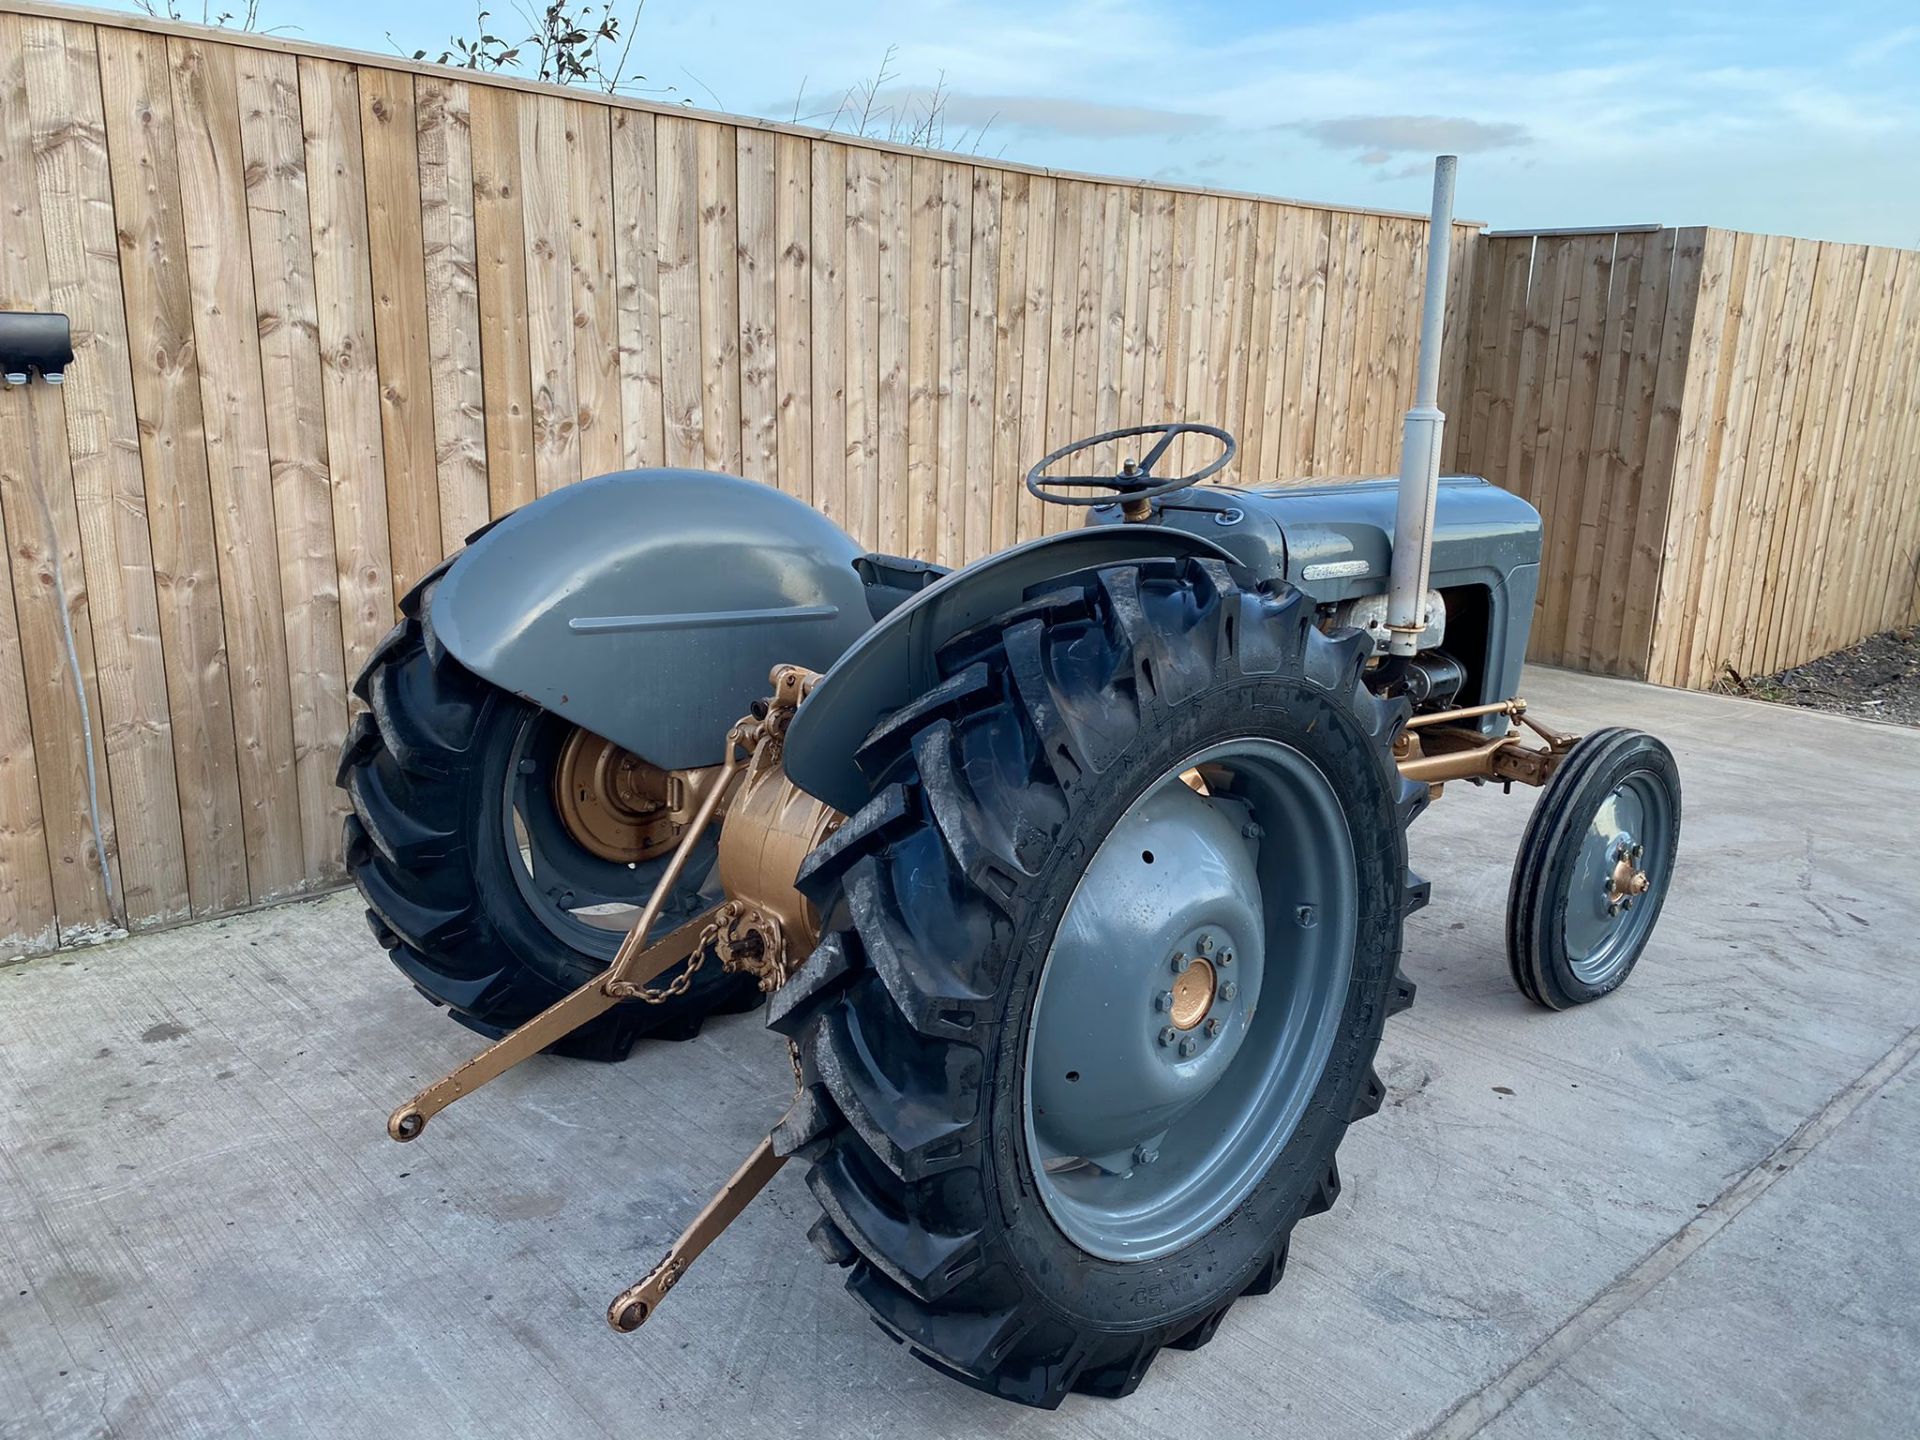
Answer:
428;469;874;769
784;526;1240;813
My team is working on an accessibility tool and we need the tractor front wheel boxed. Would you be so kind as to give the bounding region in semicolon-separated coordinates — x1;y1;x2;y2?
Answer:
767;556;1425;1406
1506;727;1681;1009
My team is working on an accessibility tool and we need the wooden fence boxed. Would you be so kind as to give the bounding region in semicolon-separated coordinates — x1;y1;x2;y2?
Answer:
0;4;1477;952
1455;225;1920;686
1;5;1917;955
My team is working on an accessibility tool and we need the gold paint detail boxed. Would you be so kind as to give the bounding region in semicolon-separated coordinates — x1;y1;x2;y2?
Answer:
607;1137;787;1332
1395;698;1581;791
385;904;720;1141
386;664;848;1338
1170;956;1216;1030
385;664;828;1141
552;728;721;865
1608;853;1651;905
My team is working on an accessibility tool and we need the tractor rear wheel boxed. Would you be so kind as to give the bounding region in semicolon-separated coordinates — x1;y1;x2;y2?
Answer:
767;556;1425;1406
337;576;758;1060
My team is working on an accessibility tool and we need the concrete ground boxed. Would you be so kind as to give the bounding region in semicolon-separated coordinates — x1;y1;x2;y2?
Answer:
2;667;1916;1440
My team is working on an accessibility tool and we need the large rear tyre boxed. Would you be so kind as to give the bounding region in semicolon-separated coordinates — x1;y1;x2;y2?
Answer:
767;556;1425;1406
337;577;758;1061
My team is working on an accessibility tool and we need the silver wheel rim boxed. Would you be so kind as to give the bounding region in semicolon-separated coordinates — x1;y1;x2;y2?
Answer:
1564;771;1669;987
1022;737;1357;1262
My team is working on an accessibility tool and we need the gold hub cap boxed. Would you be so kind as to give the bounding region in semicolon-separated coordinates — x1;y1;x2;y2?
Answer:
1608;852;1651;907
1169;956;1217;1031
552;728;683;864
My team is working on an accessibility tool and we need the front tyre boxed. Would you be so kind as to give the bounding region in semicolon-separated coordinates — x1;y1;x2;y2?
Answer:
1506;727;1681;1009
767;557;1425;1406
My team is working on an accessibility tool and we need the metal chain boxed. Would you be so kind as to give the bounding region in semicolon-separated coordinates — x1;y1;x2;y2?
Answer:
608;899;807;1092
605;908;730;1003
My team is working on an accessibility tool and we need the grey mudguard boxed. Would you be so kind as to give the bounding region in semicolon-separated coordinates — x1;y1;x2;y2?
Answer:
785;526;1240;814
429;469;874;770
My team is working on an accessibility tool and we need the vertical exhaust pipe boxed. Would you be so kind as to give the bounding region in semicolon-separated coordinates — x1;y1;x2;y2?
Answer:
1384;154;1458;660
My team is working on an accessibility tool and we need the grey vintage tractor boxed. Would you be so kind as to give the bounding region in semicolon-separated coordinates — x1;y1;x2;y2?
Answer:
339;159;1680;1406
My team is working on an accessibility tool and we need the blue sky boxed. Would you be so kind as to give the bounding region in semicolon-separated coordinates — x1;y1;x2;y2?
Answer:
108;0;1920;246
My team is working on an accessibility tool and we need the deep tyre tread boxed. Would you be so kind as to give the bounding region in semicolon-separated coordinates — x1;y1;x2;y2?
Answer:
1507;727;1681;1009
337;589;757;1059
773;556;1418;1406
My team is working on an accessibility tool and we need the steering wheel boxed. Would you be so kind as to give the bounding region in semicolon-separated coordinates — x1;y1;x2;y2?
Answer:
1025;423;1236;510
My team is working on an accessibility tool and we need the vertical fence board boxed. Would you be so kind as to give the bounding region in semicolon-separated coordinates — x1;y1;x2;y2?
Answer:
416;76;488;547
990;172;1030;554
610;109;663;470
360;68;443;593
25;16;189;924
169;35;302;900
298;57;395;684
1561;230;1643;670
468;82;535;513
695;122;741;476
905;157;939;555
654;116;701;469
1585;229;1668;675
517;91;578;494
1013;174;1056;545
1618;228;1703;679
99;27;247;916
1038;178;1084;534
235;43;349;886
771;133;811;504
843;145;880;539
1536;235;1614;662
0;483;54;949
934;163;972;559
808;140;847;533
566;100;621;480
964;169;1001;562
1;14;119;934
735;128;778;488
1737;238;1822;677
875;154;910;555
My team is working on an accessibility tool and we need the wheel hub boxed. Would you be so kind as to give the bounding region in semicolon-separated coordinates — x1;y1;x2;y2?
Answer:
1565;775;1671;986
1028;780;1266;1170
553;728;684;864
1023;737;1357;1261
1168;953;1216;1030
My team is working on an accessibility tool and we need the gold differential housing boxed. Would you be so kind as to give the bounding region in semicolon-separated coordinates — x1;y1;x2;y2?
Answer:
553;728;690;864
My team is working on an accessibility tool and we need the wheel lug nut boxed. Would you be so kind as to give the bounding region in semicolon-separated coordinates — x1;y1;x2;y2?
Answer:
1204;1018;1221;1038
1219;950;1233;965
1132;1143;1157;1166
1197;934;1214;954
1220;981;1237;1002
1158;1026;1176;1047
1153;991;1173;1013
1178;1036;1198;1059
1170;953;1190;974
